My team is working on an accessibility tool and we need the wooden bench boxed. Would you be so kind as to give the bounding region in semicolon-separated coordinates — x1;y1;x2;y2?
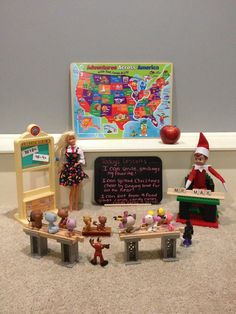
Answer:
23;225;84;267
119;226;183;264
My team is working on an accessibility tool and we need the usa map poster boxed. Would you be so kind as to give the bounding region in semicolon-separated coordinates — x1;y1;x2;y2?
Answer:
71;63;173;139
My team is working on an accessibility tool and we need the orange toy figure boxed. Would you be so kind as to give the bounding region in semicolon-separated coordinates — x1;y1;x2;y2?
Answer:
185;133;226;191
55;131;89;211
83;215;92;231
89;237;110;267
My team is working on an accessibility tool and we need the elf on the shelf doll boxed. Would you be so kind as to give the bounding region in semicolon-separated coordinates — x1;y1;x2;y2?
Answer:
185;132;226;191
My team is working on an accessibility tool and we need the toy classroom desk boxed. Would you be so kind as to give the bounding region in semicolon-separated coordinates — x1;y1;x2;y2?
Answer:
167;188;225;227
23;225;84;267
119;227;183;264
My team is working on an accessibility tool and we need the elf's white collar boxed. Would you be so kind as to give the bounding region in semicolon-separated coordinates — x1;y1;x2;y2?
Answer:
193;164;210;172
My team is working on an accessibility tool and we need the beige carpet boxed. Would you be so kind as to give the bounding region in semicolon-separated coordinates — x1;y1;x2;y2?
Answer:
0;198;236;314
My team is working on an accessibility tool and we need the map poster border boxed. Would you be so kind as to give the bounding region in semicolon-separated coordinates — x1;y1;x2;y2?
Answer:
70;63;173;139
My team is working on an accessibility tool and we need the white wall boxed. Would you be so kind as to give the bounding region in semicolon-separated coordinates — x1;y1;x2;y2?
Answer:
0;0;236;133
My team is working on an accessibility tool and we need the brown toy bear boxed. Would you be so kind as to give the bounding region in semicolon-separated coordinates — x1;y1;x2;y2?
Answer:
57;208;69;229
93;216;107;231
28;209;43;229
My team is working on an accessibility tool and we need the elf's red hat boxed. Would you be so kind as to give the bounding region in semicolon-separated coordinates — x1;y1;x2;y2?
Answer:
195;132;209;157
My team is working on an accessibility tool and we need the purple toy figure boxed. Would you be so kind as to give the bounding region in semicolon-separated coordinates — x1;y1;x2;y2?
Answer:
66;218;76;237
113;211;139;233
182;220;194;247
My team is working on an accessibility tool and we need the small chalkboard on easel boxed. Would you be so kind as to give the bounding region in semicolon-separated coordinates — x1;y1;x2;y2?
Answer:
14;124;57;225
95;156;162;205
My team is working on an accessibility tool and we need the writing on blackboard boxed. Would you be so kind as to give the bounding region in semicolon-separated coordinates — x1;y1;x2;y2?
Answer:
95;157;162;205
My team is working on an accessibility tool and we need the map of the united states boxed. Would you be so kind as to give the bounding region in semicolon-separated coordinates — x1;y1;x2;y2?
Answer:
71;63;172;138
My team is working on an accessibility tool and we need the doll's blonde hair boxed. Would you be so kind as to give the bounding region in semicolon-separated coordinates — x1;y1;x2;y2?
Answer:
55;131;76;170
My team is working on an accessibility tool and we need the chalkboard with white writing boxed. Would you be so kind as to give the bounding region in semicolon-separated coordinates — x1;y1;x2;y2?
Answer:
95;156;162;205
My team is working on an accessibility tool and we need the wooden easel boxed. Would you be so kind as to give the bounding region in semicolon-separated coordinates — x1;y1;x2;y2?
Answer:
14;124;57;225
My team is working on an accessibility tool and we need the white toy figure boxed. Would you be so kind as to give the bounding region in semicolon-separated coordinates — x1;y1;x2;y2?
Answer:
142;211;158;232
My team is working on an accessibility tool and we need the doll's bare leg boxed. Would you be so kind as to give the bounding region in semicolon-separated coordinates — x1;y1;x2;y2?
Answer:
69;186;76;211
74;184;80;210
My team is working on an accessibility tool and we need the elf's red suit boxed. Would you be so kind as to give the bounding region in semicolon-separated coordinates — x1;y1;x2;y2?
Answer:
186;165;225;189
185;132;226;190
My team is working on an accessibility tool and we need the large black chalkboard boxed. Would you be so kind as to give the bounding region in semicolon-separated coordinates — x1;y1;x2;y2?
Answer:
94;156;162;205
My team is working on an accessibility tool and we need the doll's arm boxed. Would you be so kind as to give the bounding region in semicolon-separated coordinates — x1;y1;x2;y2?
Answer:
208;166;225;184
185;168;196;189
208;166;227;191
77;147;86;165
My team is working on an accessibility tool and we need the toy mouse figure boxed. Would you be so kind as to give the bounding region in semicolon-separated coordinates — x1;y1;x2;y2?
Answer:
185;132;226;191
182;220;194;247
89;237;110;267
55;131;89;211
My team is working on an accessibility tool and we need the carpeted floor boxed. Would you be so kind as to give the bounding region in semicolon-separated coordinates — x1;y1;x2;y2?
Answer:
0;199;236;314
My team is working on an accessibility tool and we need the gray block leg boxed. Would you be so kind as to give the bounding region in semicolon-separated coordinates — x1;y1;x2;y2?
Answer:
161;236;178;262
60;242;79;267
124;239;141;265
30;235;48;257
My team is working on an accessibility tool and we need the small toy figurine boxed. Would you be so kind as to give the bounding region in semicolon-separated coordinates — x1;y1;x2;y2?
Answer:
83;215;92;232
93;215;107;231
57;208;69;229
185;132;226;190
156;208;174;227
28;209;43;229
89;237;110;267
55;131;89;211
142;211;158;232
82;215;111;236
182;220;194;247
45;212;59;234
113;210;129;228
114;211;139;233
66;218;77;237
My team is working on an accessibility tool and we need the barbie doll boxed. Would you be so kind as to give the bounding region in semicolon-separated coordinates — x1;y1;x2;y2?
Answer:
55;131;88;211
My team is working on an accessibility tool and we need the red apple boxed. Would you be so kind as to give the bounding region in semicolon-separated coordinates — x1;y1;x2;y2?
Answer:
160;125;181;144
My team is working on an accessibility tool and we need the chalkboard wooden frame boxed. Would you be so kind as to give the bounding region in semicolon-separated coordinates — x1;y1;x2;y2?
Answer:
94;156;162;205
